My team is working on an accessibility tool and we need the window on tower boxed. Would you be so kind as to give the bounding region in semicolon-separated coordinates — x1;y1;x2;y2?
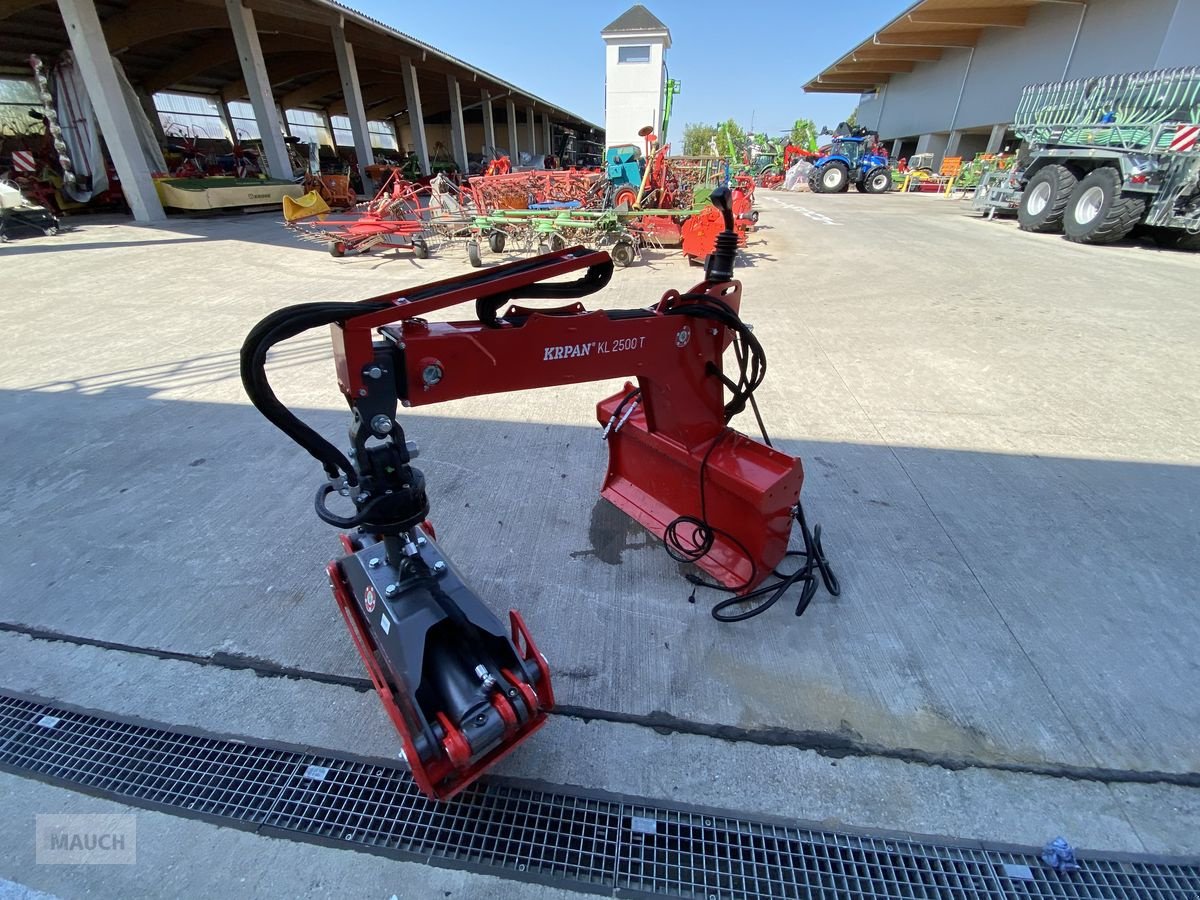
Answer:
618;45;651;64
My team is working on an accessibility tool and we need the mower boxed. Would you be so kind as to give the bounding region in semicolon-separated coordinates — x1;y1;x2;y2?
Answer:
241;188;838;800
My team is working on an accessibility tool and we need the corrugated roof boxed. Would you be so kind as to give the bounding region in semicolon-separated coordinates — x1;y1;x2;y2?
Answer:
803;0;1074;94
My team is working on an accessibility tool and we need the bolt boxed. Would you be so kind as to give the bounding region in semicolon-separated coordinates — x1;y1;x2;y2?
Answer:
370;414;393;434
367;366;382;379
475;714;487;725
368;557;380;569
356;492;369;503
433;560;447;574
675;326;691;348
358;389;367;397
384;583;398;597
422;363;444;386
416;536;427;546
339;487;351;497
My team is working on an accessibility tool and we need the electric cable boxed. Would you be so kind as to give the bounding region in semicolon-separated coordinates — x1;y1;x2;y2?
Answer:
655;290;839;622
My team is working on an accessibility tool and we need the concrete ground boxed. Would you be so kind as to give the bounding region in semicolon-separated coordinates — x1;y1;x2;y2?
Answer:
1;190;1198;897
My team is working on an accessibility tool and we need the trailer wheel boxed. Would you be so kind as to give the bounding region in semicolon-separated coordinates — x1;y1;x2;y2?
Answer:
536;242;550;256
750;209;759;223
610;240;636;268
1175;231;1200;252
1150;228;1200;251
814;163;848;194
411;237;429;259
864;167;892;194
548;233;566;252
328;241;346;257
43;225;58;236
488;230;506;253
1018;164;1076;233
1063;168;1146;244
467;240;482;267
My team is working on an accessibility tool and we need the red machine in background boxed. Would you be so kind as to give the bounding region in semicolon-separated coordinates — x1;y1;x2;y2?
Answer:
241;189;837;800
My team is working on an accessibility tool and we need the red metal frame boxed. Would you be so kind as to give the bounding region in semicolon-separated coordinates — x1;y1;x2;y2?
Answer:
331;247;803;593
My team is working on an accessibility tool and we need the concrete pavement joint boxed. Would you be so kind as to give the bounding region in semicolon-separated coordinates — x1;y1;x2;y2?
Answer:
4;621;1198;790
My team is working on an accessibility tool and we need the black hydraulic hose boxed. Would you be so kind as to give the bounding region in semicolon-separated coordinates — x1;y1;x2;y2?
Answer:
240;300;389;483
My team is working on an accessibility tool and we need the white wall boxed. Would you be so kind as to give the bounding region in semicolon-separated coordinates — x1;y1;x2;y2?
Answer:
1158;0;1200;66
604;35;666;149
870;0;1199;141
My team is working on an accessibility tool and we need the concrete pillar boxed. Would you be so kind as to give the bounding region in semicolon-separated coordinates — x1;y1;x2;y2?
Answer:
56;0;165;221
945;131;963;159
542;115;552;159
526;105;536;158
480;90;496;156
986;123;1009;154
321;109;336;151
217;98;237;144
915;133;950;167
400;57;429;176
224;0;290;180
445;74;468;174
506;98;519;160
331;19;375;193
135;89;167;144
890;138;903;159
276;104;291;138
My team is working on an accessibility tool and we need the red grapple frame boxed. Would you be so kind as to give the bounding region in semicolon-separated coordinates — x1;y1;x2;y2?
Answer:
313;245;803;798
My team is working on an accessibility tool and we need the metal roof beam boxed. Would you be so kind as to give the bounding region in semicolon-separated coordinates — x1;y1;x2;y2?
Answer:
817;72;891;84
874;28;980;48
907;6;1029;27
849;45;944;61
833;60;915;73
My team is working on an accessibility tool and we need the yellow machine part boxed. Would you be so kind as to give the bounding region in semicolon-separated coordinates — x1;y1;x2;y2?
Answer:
283;190;332;221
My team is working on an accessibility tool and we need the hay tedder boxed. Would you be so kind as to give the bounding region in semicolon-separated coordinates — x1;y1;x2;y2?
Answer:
284;168;433;258
241;188;837;800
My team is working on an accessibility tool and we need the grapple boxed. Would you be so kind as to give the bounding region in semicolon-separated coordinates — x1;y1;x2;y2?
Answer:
241;188;829;799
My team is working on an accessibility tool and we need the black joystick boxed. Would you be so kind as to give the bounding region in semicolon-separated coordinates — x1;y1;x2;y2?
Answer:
704;185;738;284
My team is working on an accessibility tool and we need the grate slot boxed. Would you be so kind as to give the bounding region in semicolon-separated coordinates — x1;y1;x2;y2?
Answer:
0;692;1196;900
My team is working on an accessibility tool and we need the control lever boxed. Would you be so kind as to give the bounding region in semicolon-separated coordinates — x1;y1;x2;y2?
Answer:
704;186;739;284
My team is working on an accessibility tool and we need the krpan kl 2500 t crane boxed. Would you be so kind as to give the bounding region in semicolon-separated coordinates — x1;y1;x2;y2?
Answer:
240;189;839;800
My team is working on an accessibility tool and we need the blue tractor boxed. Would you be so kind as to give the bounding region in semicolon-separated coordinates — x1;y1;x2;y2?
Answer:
808;127;892;195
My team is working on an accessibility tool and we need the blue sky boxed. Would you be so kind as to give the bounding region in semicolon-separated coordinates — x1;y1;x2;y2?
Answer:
353;0;906;143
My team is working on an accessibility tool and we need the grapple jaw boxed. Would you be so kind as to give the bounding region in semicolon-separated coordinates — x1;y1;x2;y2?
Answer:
327;525;553;800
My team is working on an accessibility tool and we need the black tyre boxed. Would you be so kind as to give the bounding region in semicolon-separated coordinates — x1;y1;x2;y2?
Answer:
466;239;481;267
750;210;759;223
864;167;891;194
328;241;345;257
1147;228;1200;251
548;233;566;252
411;237;429;259
1175;231;1200;252
610;240;635;268
813;162;848;194
536;242;550;255
43;225;58;236
1018;164;1077;233
854;181;868;193
488;230;506;253
1063;168;1146;244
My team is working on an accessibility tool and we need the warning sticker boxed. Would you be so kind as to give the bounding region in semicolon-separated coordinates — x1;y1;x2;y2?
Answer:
364;586;377;614
380;614;391;635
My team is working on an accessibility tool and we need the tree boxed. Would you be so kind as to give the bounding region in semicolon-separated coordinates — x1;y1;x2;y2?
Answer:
789;118;818;152
682;122;717;157
846;107;859;129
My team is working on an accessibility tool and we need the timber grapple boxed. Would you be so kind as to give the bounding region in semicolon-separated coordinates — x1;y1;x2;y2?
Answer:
241;189;837;800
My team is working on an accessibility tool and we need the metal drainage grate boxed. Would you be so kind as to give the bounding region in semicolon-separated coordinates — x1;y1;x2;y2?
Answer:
1;691;1197;900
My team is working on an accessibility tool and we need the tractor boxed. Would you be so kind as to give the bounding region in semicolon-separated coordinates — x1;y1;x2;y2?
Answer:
808;127;891;194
